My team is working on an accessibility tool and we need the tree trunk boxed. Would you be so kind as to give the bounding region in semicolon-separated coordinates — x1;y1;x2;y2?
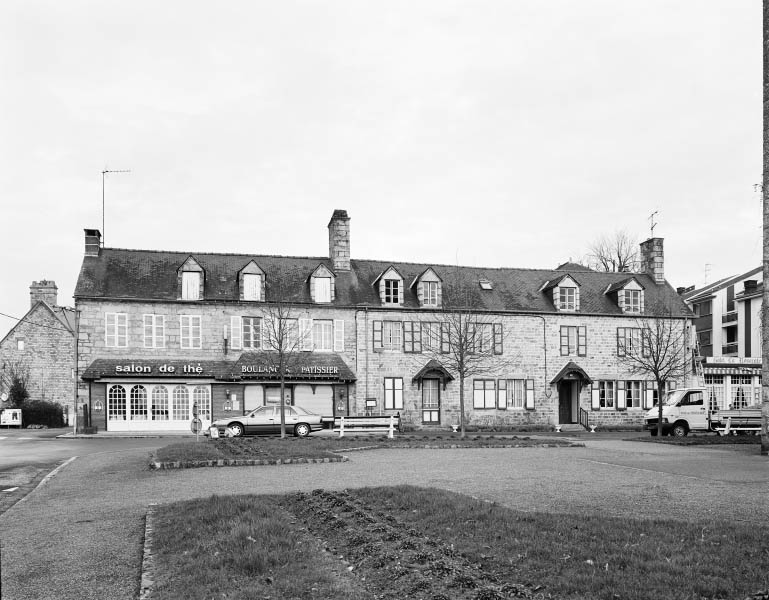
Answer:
763;0;769;455
279;376;287;439
657;378;664;438
459;374;466;439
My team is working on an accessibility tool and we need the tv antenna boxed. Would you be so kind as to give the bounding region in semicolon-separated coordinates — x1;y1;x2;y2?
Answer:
704;263;712;284
648;210;659;237
102;168;130;246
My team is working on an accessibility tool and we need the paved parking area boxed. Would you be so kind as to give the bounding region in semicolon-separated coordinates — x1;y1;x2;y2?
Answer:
0;437;766;599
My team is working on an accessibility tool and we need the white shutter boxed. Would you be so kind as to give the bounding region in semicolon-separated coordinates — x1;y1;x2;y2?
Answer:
591;382;600;410
333;320;345;351
230;316;242;350
617;380;627;410
244;274;261;301
497;379;507;410
644;381;655;409
299;318;313;351
525;379;535;410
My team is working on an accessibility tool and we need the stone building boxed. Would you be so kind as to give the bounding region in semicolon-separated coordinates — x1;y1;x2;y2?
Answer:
0;281;76;416
74;210;693;433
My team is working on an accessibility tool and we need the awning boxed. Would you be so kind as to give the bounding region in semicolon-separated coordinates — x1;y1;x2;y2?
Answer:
233;352;357;382
550;361;592;385
81;358;231;381
412;359;454;389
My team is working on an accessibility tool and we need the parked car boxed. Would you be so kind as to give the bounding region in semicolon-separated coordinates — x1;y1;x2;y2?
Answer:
209;405;324;437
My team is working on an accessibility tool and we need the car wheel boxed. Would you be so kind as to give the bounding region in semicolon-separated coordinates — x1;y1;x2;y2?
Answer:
671;423;688;437
228;423;245;437
294;423;311;437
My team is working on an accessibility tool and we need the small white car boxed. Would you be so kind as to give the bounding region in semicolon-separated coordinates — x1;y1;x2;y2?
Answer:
210;405;324;437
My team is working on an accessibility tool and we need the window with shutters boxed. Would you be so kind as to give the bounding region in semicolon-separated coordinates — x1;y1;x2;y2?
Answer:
243;317;262;349
403;321;422;353
560;325;586;356
625;380;642;409
143;314;165;348
243;274;262;301
422;322;440;351
473;379;496;409
599;380;615;409
384;377;403;410
105;312;128;347
499;379;525;409
373;321;403;351
617;327;646;357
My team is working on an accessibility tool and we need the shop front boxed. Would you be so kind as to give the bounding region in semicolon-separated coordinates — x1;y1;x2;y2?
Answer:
702;357;762;410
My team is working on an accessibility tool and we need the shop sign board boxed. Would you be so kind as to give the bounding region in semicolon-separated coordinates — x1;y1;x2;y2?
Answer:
0;409;22;427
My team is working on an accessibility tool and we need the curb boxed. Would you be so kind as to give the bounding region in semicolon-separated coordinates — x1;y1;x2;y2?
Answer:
12;456;79;507
151;455;350;469
139;503;157;600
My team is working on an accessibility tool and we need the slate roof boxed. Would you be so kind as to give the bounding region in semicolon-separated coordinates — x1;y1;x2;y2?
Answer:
75;247;692;317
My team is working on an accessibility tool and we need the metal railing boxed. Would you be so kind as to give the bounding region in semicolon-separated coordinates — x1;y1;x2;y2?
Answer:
721;343;739;355
578;407;590;431
722;312;738;324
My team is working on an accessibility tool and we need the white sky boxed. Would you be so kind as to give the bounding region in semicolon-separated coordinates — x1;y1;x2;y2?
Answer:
0;1;763;335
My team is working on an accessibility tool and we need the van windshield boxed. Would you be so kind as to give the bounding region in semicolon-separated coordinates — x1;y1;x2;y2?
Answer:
663;390;685;406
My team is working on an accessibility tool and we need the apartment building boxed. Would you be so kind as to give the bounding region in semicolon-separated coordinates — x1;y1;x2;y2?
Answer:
682;267;763;409
73;210;693;433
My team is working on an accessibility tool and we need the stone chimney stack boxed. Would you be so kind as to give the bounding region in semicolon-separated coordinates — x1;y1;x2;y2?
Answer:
639;237;665;285
84;229;101;256
30;280;58;308
328;209;351;271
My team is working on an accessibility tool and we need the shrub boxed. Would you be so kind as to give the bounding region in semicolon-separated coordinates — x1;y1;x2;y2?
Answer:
21;400;65;428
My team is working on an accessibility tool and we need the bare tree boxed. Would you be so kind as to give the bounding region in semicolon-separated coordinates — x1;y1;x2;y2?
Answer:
420;273;519;438
586;230;639;273
616;303;691;437
259;301;313;438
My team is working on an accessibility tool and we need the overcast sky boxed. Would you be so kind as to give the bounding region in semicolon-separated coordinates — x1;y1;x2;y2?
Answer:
0;1;762;335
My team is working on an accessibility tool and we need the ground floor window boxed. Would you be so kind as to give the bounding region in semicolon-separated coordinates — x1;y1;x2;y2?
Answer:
498;379;525;409
625;381;642;409
422;379;440;423
108;383;210;424
599;381;615;409
384;377;403;410
730;375;752;409
473;379;495;409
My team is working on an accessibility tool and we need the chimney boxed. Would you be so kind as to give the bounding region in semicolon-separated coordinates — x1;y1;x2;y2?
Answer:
30;280;58;308
639;237;665;285
84;229;101;257
744;280;758;293
328;209;351;271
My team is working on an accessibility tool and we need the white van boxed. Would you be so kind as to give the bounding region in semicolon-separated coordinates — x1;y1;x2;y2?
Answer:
644;387;712;437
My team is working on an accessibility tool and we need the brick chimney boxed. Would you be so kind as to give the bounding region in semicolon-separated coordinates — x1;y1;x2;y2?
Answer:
84;229;101;256
744;279;758;293
328;209;351;271
639;238;665;285
30;280;58;308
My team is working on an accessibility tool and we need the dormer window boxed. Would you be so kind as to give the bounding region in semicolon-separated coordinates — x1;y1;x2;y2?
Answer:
243;274;262;301
559;287;576;311
178;256;205;301
182;272;200;300
310;264;335;303
384;279;400;304
411;268;442;308
625;289;642;313
238;260;266;302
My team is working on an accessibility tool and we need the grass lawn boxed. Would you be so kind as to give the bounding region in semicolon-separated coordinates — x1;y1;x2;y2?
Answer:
148;486;769;600
153;433;578;465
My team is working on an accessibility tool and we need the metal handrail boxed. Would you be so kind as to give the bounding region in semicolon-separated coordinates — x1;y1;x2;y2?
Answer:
578;407;590;431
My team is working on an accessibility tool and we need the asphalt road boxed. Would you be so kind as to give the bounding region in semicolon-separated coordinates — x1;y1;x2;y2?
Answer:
0;435;767;600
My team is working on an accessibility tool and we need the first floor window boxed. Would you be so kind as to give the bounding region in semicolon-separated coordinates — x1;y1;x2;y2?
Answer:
560;325;586;356
180;315;202;349
617;327;643;357
423;322;440;352
105;312;128;347
473;379;496;409
313;320;333;351
373;321;403;351
625;381;642;409
243;316;262;349
599;381;615;409
422;379;440;422
143;314;165;348
384;377;403;410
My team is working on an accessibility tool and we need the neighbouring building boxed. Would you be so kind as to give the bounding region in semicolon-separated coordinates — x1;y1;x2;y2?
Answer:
0;281;76;418
74;210;694;433
681;267;763;409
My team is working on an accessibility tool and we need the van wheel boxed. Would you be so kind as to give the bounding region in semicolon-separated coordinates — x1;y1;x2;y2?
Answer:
650;430;658;437
671;423;688;437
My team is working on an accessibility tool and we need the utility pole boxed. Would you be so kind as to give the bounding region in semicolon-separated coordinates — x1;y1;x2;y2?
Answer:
101;168;130;246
